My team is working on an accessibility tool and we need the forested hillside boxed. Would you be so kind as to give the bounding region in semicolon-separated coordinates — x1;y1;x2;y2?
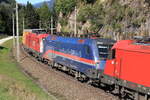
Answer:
55;0;150;40
0;0;53;35
34;0;55;8
0;0;150;40
0;0;15;35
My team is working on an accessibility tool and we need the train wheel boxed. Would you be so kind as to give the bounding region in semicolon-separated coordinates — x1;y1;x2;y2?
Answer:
112;85;120;94
139;94;147;100
133;92;138;100
143;95;150;100
75;71;79;79
120;87;127;98
148;96;150;100
134;92;148;100
87;79;93;85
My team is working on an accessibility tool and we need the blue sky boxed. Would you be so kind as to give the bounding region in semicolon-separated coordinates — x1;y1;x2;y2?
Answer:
16;0;51;4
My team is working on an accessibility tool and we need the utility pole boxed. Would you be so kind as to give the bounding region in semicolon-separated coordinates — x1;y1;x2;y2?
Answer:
149;19;150;36
74;6;77;35
16;2;20;62
51;16;53;34
12;13;15;48
23;17;24;31
147;19;150;36
39;20;41;29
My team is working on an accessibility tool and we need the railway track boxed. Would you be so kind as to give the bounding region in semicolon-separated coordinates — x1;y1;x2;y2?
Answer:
16;45;118;100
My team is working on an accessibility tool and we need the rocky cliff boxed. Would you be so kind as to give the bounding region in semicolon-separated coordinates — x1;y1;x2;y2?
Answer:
56;0;150;40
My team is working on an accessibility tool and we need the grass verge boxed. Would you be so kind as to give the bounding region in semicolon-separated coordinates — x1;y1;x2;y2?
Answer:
0;40;55;100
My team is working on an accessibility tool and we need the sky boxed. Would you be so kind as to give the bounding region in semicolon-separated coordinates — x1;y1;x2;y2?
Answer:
16;0;51;4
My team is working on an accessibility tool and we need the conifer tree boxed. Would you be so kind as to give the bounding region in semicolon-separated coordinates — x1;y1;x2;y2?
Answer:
37;2;51;29
24;2;39;29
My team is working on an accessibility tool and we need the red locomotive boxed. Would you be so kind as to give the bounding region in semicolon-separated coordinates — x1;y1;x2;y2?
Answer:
104;38;150;99
23;29;48;53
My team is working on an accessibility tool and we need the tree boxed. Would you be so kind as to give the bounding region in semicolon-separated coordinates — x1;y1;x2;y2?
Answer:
18;5;26;35
0;0;15;4
0;1;15;35
24;2;39;29
81;0;96;4
0;14;6;33
37;2;52;29
55;0;76;16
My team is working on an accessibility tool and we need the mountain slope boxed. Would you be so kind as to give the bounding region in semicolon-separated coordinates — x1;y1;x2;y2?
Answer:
0;0;15;4
34;0;55;8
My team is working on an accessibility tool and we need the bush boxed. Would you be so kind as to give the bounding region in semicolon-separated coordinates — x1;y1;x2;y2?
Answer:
77;5;93;23
55;0;76;16
59;18;68;26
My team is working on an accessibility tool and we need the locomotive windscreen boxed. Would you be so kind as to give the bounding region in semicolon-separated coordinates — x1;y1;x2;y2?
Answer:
32;29;47;34
97;41;113;59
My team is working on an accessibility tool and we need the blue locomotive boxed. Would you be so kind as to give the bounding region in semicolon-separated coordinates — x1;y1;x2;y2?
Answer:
41;35;115;80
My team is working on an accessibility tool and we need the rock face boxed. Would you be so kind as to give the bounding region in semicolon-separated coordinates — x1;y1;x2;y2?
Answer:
56;0;150;40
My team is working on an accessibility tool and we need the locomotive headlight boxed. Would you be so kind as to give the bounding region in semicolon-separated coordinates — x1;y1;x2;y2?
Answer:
40;39;44;53
95;62;100;69
111;60;115;64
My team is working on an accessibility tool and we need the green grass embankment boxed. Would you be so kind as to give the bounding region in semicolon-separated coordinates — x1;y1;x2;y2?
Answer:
0;40;55;100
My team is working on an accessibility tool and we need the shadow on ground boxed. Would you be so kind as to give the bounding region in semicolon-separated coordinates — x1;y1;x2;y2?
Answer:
0;46;8;50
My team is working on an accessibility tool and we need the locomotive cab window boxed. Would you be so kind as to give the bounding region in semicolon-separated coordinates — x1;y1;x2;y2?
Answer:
32;30;47;34
108;49;116;59
97;44;113;59
38;30;47;34
85;45;90;56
